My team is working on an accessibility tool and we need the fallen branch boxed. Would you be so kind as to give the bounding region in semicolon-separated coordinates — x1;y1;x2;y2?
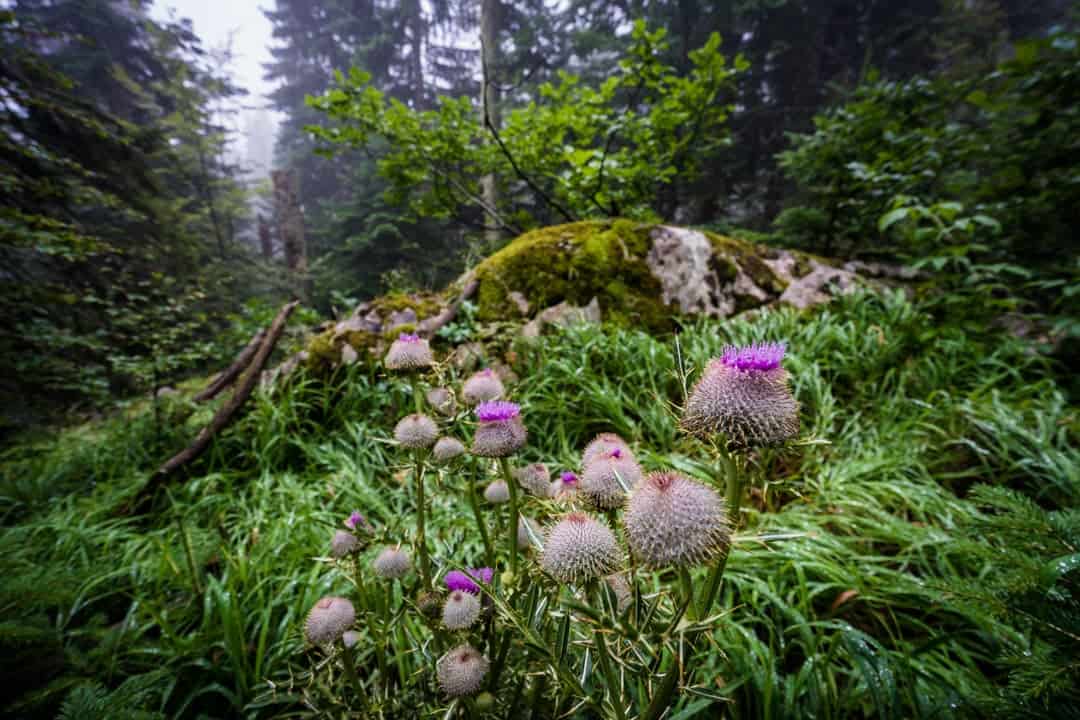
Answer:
134;300;299;508
194;328;266;402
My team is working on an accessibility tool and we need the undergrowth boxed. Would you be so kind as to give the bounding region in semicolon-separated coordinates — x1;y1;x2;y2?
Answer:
0;289;1076;718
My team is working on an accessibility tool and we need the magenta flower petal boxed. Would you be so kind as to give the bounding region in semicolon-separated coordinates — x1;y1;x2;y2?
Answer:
475;401;520;423
720;342;787;371
445;567;493;593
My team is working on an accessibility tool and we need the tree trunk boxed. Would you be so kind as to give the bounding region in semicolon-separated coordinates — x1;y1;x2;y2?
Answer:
480;0;501;247
272;169;309;300
257;214;273;259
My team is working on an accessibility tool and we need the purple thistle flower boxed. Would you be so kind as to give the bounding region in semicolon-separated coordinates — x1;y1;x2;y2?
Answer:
475;401;520;423
445;567;494;594
720;342;787;372
560;471;578;486
398;333;421;343
608;447;623;459
345;511;364;531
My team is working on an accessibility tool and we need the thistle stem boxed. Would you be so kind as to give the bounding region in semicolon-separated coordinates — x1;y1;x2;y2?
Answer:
413;452;432;590
340;643;368;710
467;466;495;567
590;580;626;720
698;453;744;618
498;457;520;580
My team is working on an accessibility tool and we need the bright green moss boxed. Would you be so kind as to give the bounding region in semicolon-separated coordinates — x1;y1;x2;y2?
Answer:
370;291;442;318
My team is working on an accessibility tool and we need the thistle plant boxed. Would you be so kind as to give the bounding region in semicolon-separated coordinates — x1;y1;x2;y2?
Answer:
296;333;803;718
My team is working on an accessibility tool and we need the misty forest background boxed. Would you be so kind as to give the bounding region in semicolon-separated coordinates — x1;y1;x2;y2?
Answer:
2;0;1079;718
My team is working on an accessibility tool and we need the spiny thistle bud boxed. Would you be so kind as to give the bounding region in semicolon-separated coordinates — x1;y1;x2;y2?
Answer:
373;546;412;579
342;630;360;648
513;462;550;496
432;436;466;463
394;413;439;449
624;471;730;569
462;368;505;405
517;516;542;550
426;386;456;416
330;530;360;558
417;591;442;619
436;643;489;697
605;572;633;613
681;342;799;450
540;513;622;584
471;401;527;457
442;590;482;630
580;448;643;510
582;433;632;467
304;596;355;646
445;567;493;594
483;480;510;504
385;333;434;371
550;471;578;499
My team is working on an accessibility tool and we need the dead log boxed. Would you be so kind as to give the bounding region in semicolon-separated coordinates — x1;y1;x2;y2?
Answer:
135;300;299;506
194;328;267;402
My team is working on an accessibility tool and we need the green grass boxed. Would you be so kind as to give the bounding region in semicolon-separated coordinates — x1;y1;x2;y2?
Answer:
0;289;1076;718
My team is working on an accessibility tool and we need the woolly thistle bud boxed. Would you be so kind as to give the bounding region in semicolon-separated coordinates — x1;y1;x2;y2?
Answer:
426;386;456;416
517;516;542;551
471;402;527;457
329;530;360;558
605;572;633;614
624;471;730;569
540;513;622;584
483;480;510;504
384;333;434;371
432;436;466;463
342;630;360;648
304;596;355;646
513;462;551;496
582;433;632;467
580;448;643;510
681;342;799;450
462;368;505;405
373;546;412;579
394;413;439;449
475;692;496;712
442;590;482;630
437;643;490;697
550;471;578;499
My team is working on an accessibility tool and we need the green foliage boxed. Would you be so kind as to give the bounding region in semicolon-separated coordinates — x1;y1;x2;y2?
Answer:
0;288;1075;717
308;21;743;229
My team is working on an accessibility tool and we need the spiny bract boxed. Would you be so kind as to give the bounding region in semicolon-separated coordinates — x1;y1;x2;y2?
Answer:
436;643;490;697
681;342;799;449
582;432;632;467
426;386;457;416
540;512;622;584
442;590;482;630
624;471;730;569
580;448;643;510
471;401;527;457
384;333;434;371
394;413;439;449
372;547;412;579
432;436;466;463
483;480;510;504
329;530;359;558
513;462;551;496
462;368;505;405
304;596;355;646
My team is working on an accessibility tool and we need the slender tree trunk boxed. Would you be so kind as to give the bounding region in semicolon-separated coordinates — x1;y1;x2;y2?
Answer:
480;0;501;246
257;215;273;259
272;169;309;301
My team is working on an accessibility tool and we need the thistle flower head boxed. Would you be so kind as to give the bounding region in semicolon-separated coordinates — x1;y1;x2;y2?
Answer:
514;462;551;496
681;342;799;450
582;433;632;467
462;368;505;405
550;471;578;499
580;450;643;510
344;511;368;532
471;402;527;457
432;436;466;463
426;386;457;416
445;568;493;594
394;413;439;449
624;471;730;569
304;596;355;646
483;480;510;504
329;530;360;558
385;333;434;371
540;512;622;584
517;516;542;550
373;546;412;579
442;590;482;630
437;643;490;697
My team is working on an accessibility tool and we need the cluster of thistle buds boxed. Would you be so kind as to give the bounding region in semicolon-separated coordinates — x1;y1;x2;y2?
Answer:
301;333;800;712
